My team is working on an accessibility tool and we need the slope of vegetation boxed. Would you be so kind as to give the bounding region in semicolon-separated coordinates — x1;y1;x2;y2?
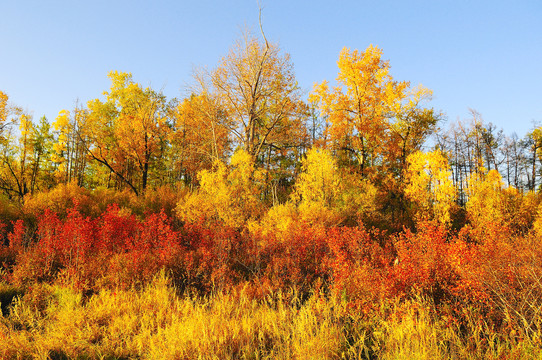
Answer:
1;32;542;359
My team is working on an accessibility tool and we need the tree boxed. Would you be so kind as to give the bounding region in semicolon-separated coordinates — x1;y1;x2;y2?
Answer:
0;113;54;199
310;45;436;177
257;147;344;235
0;91;20;150
176;149;266;228
293;147;342;208
197;30;307;160
438;114;509;204
404;150;456;227
29;116;54;192
526;127;542;191
466;169;506;230
79;71;171;195
0;91;10;139
169;93;230;185
51;107;88;186
502;133;524;190
387;95;440;180
289;147;378;227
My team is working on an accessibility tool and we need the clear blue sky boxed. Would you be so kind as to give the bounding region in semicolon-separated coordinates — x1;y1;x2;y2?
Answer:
1;0;541;138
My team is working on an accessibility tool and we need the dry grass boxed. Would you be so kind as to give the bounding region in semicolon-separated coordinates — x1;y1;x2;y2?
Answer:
1;274;541;359
0;274;344;359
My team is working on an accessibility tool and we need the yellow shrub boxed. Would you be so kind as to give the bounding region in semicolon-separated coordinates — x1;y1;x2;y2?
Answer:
23;182;91;217
251;201;298;241
176;149;265;228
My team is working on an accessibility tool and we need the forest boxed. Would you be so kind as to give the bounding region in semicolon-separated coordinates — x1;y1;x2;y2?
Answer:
1;32;542;359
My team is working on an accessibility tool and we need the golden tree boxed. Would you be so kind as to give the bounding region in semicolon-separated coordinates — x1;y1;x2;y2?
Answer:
197;31;307;160
257;147;378;234
170;93;230;185
0;91;8;137
292;147;343;226
0;112;53;199
466;169;506;230
310;45;436;177
51;107;88;185
79;71;171;195
404;150;456;227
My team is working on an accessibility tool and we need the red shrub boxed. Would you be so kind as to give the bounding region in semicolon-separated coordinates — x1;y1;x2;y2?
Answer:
96;204;138;253
325;226;393;311
391;222;458;304
0;222;6;243
178;221;249;292
256;225;330;298
8;220;25;251
36;208;96;269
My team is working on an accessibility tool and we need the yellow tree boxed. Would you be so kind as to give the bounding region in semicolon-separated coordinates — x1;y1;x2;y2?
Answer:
5;114;34;198
79;71;171;195
404;150;456;227
0;91;20;148
52;107;88;186
257;147;378;238
0;92;28;198
466;169;506;230
285;147;377;227
292;147;342;226
28;116;54;192
198;31;307;160
386;86;440;178
0;91;9;139
527;127;542;191
310;45;435;177
170;93;230;185
1;93;59;197
0;112;53;199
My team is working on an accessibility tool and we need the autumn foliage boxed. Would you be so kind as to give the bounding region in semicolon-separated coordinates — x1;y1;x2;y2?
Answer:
1;181;542;357
1;39;542;358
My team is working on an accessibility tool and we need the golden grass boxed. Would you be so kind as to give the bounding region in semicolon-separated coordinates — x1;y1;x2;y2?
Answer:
1;275;542;359
0;274;344;359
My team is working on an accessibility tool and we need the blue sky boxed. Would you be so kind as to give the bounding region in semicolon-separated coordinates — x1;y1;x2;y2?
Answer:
1;0;541;137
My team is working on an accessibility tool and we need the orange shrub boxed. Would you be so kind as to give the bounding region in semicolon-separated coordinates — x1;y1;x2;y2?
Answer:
258;224;329;298
391;222;458;304
326;226;392;311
